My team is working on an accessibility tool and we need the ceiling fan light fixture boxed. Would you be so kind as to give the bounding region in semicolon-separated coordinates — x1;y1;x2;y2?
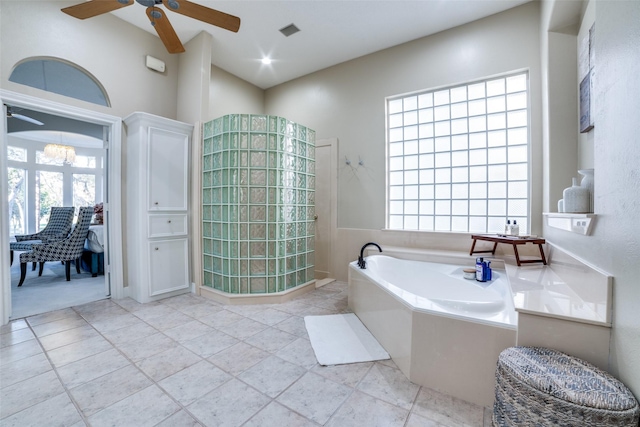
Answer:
261;57;272;65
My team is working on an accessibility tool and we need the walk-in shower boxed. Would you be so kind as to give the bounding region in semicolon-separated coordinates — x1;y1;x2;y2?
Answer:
202;114;315;294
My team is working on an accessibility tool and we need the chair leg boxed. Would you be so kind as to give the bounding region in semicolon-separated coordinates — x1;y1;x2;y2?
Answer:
65;261;71;281
18;263;27;287
32;262;37;271
10;250;13;266
38;262;45;276
75;258;81;274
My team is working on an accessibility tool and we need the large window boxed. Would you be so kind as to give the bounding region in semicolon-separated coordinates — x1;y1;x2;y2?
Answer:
8;169;26;235
35;170;64;231
386;71;530;233
6;139;104;236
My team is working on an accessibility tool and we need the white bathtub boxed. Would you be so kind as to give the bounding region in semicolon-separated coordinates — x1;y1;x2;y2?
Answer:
348;251;517;407
358;255;516;327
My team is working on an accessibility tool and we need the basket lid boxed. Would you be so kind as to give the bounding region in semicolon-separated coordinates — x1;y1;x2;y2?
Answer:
499;346;639;412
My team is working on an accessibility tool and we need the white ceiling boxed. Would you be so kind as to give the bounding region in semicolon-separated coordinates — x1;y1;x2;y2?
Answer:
108;0;531;89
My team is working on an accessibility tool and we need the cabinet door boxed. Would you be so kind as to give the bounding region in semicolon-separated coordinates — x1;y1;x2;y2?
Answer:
147;127;188;211
148;239;189;296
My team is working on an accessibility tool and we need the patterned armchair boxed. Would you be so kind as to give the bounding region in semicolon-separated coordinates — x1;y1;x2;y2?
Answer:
10;206;75;267
18;207;93;287
15;206;75;243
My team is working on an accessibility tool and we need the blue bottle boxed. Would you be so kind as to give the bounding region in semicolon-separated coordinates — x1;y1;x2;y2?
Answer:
483;261;492;281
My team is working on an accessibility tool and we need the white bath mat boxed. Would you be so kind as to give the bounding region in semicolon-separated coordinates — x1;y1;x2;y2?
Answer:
304;313;390;366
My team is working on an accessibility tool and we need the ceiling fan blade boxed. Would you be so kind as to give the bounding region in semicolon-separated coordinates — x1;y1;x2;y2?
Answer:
162;0;240;33
146;7;185;54
62;0;134;20
10;113;44;126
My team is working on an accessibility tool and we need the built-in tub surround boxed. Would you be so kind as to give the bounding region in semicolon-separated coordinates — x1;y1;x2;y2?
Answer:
509;243;613;370
348;250;517;407
352;244;614;405
201;115;316;299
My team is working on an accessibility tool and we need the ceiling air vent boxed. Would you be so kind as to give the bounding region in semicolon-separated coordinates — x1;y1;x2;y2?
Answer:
279;23;300;37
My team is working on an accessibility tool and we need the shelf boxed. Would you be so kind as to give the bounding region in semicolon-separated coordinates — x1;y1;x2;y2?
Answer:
543;213;596;235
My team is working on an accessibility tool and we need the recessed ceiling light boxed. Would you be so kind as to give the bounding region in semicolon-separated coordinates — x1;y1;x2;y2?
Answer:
261;58;272;65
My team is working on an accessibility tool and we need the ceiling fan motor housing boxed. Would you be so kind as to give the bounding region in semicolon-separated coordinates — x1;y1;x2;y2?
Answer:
135;0;162;7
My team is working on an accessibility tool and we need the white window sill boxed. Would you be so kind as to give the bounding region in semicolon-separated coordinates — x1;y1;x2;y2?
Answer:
543;213;596;235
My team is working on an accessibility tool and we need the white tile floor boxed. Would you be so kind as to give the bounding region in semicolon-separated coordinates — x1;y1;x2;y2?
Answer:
1;281;494;427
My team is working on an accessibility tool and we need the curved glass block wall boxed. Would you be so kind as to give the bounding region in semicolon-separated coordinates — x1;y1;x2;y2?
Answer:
202;115;315;294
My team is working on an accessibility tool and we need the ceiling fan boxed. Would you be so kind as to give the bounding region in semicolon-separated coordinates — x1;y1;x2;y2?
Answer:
5;106;44;126
62;0;241;54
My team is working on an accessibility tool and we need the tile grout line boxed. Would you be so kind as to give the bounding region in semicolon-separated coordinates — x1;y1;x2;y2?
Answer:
320;363;373;426
237;358;314;426
404;384;424;427
71;303;204;426
16;315;92;426
71;298;311;426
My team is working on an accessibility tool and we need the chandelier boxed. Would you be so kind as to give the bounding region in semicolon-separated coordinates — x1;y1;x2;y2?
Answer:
44;143;76;164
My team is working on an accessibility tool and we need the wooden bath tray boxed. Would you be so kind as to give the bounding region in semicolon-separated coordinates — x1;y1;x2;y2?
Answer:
469;234;547;267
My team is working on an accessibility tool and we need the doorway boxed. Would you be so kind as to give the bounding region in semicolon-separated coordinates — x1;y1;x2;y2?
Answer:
7;127;107;318
1;90;125;324
314;138;338;283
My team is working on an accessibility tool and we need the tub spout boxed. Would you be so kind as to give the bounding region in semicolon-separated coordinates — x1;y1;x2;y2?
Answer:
358;242;382;269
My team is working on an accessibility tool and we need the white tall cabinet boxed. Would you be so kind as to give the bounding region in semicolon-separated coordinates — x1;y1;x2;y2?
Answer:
124;112;193;303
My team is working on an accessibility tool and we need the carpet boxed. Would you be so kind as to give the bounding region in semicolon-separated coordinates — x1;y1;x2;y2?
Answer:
10;256;108;319
304;313;390;366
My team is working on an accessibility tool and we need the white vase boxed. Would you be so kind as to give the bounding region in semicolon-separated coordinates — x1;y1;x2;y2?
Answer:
557;199;564;213
563;177;590;213
578;169;594;213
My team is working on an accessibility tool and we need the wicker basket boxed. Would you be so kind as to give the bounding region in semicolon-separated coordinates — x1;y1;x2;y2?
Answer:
493;347;639;427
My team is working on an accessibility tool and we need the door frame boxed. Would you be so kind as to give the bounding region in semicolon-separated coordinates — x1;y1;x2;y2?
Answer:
1;89;125;324
315;138;339;280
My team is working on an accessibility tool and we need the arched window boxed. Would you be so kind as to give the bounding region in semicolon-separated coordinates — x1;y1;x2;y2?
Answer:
9;57;110;107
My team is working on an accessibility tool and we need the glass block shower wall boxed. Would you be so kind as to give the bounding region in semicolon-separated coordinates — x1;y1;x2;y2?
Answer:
202;115;316;294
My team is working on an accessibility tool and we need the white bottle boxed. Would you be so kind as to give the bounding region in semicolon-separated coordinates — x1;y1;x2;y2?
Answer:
504;220;511;235
511;220;519;236
563;177;589;213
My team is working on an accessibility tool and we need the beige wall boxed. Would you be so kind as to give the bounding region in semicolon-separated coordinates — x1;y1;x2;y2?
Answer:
264;2;542;233
577;0;595;169
542;0;640;397
209;65;264;120
0;1;179;119
546;30;579;209
177;32;212;124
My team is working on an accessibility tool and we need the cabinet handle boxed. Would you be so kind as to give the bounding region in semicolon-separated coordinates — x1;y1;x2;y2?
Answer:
154;202;159;205
167;220;172;223
154;247;159;251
